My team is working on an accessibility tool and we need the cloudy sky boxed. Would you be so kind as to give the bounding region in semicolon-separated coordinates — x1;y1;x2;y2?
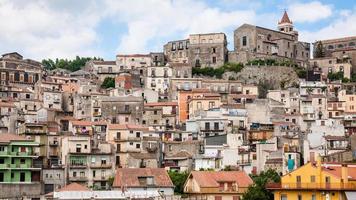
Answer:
0;0;355;60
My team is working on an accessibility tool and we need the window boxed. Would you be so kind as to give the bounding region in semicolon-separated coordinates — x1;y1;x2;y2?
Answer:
136;144;140;149
310;175;315;182
212;57;216;64
101;158;107;165
136;132;140;138
214;122;219;130
297;194;302;200
311;194;316;200
0;158;4;164
212;47;216;53
84;145;87;149
76;144;81;153
242;36;247;46
0;146;5;151
20;159;25;164
219;182;224;191
197;102;202;109
172;43;176;51
20;172;25;182
93;170;96;177
129;142;133;146
168;145;172;151
80;172;85;177
280;194;287;200
205;122;210;130
209;101;215;109
195;59;200;67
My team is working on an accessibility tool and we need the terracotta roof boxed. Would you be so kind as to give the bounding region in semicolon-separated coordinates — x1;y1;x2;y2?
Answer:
145;102;178;107
108;124;149;131
321;164;356;180
189;171;253;188
116;54;150;57
57;183;89;192
324;135;348;141
279;11;292;24
70;120;93;126
0;133;32;143
166;150;192;159
113;168;174;188
0;101;16;108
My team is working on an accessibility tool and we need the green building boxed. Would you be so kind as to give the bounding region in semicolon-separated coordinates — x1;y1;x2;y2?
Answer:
0;133;40;183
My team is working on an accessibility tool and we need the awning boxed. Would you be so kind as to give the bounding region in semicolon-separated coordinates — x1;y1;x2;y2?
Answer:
345;192;356;200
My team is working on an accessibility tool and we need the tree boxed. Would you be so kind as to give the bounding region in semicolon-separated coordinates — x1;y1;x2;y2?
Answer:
101;77;115;88
168;170;189;194
42;56;103;71
242;169;281;200
314;41;325;58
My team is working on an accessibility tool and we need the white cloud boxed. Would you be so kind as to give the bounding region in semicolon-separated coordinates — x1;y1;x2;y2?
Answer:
288;1;332;23
0;0;103;60
105;0;256;54
300;9;356;42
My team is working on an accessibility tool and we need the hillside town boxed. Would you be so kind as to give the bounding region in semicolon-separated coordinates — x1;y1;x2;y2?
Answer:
1;11;356;200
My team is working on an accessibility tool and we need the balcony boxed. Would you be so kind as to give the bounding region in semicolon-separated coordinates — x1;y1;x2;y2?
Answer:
146;146;158;153
115;137;141;142
117;110;131;114
93;176;109;181
90;163;112;169
9;151;37;157
49;141;59;147
267;182;356;191
93;112;101;117
69;163;87;169
24;129;47;135
69;176;88;182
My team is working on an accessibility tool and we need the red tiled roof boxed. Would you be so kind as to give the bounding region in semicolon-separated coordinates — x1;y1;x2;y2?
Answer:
70;120;93;126
58;183;89;192
0;133;32;143
190;171;253;188
279;11;292;24
0;101;16;108
321;164;356;180
145;102;178;107
113;168;174;188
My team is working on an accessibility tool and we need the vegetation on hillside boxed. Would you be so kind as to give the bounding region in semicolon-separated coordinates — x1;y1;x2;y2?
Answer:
168;170;189;194
192;62;244;78
242;169;281;200
42;56;103;72
101;77;115;88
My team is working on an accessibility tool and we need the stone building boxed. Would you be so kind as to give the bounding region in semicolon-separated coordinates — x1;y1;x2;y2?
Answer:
142;102;178;131
310;57;352;79
100;96;143;124
314;36;356;71
188;33;228;68
85;60;118;82
0;52;43;88
116;54;151;74
233;11;310;67
163;39;190;64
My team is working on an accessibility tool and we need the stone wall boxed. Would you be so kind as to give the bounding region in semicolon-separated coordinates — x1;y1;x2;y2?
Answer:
226;65;299;89
0;183;42;199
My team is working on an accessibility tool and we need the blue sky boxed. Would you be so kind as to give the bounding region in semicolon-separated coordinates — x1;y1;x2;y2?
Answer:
0;0;355;60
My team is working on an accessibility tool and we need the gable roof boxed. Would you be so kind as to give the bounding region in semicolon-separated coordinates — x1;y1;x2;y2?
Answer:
279;11;292;24
113;168;174;188
189;171;253;188
58;183;89;192
0;133;32;143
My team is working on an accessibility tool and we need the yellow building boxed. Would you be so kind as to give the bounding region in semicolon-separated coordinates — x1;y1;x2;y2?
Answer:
269;158;356;200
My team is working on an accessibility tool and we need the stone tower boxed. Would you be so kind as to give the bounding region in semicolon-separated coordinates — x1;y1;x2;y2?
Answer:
278;11;298;39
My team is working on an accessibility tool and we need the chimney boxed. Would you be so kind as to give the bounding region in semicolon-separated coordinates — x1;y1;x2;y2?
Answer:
341;164;348;184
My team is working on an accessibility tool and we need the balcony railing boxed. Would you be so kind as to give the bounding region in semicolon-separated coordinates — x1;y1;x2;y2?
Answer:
267;182;356;191
90;163;112;169
69;176;88;181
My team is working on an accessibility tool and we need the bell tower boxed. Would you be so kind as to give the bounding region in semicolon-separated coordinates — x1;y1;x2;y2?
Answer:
278;11;298;39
